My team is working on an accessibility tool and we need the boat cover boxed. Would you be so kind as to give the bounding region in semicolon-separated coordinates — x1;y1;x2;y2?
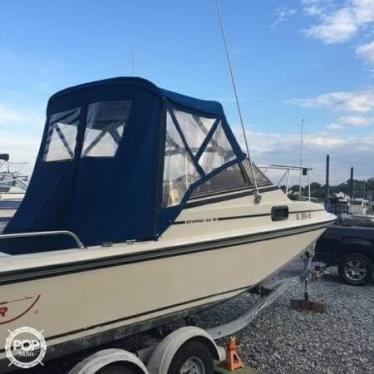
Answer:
2;77;245;254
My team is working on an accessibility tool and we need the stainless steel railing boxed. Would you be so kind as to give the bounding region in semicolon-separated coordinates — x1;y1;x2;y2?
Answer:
0;230;85;249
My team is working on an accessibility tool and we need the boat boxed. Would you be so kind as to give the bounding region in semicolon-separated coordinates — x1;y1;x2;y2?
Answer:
0;155;28;233
349;198;374;226
0;198;22;234
327;196;374;227
0;77;335;370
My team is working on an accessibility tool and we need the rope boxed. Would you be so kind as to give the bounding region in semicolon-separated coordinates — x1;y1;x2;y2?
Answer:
214;0;260;200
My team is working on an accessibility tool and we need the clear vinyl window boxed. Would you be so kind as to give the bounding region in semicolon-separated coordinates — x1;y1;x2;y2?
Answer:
162;106;241;207
82;100;132;158
198;122;235;174
173;109;216;155
43;108;80;162
162;110;199;207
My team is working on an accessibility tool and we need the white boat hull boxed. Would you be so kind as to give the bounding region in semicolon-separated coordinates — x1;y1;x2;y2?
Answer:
0;189;335;368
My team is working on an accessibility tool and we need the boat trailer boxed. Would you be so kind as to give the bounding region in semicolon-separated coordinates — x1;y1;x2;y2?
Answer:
69;257;324;374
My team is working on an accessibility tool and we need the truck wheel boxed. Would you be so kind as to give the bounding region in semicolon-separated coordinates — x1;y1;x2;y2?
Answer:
338;254;373;286
167;341;214;374
97;363;142;374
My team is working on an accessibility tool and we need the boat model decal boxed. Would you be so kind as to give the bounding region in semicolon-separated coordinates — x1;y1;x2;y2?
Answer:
176;218;220;225
0;295;41;325
0;219;335;287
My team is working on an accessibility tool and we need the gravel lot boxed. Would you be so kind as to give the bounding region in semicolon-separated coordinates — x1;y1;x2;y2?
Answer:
196;259;374;374
13;258;374;374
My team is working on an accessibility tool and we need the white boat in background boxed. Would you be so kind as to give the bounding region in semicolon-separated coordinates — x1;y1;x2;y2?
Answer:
0;78;335;371
0;155;28;233
348;199;374;226
0;196;22;233
327;196;374;227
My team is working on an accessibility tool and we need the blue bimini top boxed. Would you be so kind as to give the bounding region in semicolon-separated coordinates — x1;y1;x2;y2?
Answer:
2;77;247;254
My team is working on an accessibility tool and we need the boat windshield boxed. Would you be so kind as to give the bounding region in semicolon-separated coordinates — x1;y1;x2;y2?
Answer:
190;164;248;198
242;160;271;187
162;106;239;207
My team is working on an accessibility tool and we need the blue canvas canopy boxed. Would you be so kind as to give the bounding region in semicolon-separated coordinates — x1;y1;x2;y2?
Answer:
2;77;247;254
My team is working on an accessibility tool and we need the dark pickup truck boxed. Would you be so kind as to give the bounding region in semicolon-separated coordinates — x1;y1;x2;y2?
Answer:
315;225;374;286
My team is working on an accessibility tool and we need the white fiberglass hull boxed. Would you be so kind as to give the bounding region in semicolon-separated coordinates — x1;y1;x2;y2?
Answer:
0;188;335;369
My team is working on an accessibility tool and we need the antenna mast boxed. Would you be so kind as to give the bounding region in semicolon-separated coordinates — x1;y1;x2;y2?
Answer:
214;0;260;201
298;118;304;200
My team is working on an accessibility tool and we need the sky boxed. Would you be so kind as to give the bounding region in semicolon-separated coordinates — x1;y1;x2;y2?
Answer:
1;0;374;184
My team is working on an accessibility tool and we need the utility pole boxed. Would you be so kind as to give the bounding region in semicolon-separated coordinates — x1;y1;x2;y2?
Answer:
350;167;354;199
325;154;330;205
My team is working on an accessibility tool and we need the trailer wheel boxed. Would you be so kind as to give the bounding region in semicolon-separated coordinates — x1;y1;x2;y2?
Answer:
338;253;373;286
97;362;142;374
167;340;213;374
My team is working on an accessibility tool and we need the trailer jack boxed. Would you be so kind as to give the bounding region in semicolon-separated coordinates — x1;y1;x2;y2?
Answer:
290;254;327;313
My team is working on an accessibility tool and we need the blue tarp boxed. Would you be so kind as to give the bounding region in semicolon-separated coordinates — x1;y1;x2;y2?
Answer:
1;77;245;254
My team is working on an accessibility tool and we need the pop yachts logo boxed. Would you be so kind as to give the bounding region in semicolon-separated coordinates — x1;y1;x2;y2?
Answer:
5;326;47;368
0;295;41;325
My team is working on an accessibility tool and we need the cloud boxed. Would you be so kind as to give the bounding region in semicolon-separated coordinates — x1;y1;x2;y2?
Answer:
356;40;374;64
0;133;40;175
303;0;330;17
288;89;374;112
272;6;298;27
0;103;44;174
235;127;374;183
0;103;43;128
303;0;374;44
327;115;374;129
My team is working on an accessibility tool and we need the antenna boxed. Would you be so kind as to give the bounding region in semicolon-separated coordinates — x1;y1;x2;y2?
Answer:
298;118;304;200
214;0;260;201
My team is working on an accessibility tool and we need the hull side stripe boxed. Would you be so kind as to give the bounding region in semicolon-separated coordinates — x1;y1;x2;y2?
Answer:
44;284;249;344
0;219;334;285
174;209;326;224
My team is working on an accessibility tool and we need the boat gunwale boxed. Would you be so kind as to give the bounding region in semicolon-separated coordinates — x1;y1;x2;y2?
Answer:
0;218;335;285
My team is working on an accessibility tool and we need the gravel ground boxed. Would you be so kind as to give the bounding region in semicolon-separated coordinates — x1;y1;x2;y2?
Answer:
13;258;374;374
196;259;374;374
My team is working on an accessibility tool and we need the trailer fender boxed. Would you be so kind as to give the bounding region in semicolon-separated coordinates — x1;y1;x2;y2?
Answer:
147;326;223;374
68;348;148;374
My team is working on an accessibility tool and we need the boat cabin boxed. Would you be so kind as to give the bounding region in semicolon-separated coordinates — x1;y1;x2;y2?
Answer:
2;77;270;254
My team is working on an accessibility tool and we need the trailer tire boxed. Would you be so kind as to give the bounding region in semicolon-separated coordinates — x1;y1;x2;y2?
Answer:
68;349;147;374
338;253;373;286
97;362;141;374
97;362;142;374
167;340;213;374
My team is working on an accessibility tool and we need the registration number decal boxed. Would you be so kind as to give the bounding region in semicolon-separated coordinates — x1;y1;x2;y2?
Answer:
296;212;312;220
